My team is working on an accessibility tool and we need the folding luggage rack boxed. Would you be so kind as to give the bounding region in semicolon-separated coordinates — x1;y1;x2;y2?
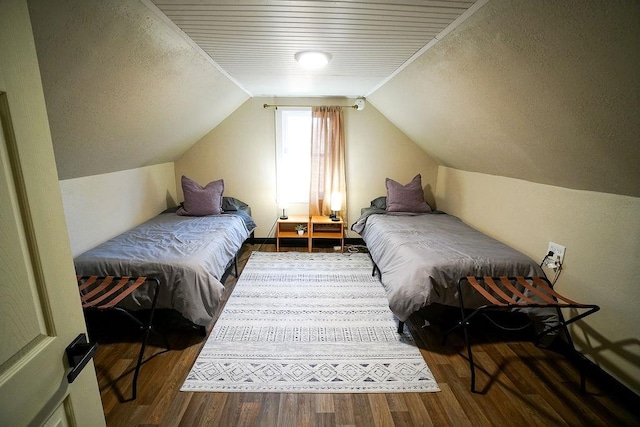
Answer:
448;276;600;393
77;275;170;400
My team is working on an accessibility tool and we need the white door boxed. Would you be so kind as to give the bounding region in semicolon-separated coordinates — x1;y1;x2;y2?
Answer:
0;1;104;425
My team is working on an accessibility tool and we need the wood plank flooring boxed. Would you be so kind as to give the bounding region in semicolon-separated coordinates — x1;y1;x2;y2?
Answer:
91;244;639;426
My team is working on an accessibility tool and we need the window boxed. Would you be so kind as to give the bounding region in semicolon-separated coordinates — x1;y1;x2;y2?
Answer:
275;108;311;204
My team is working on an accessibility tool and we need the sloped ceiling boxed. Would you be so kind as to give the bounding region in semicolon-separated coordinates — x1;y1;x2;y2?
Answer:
28;0;249;180
27;0;639;198
28;0;483;181
148;0;481;97
368;0;640;197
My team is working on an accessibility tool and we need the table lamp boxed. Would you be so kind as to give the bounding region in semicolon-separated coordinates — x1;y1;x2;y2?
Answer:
329;191;341;221
278;200;288;220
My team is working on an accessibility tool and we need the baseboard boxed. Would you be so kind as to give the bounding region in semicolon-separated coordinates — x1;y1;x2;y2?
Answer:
555;340;640;409
248;237;366;247
345;237;365;246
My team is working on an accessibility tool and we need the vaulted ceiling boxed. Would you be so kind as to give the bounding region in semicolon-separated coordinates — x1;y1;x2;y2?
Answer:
147;0;482;97
369;0;640;197
27;0;640;197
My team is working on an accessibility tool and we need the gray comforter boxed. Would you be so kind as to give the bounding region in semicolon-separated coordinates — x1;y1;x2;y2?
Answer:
74;211;254;326
353;211;556;331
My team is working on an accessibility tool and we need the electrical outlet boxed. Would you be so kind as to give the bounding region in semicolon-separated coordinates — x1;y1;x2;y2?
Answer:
547;241;565;264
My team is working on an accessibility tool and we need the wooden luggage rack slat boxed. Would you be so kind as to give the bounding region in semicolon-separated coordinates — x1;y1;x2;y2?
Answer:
77;275;169;400
450;275;599;393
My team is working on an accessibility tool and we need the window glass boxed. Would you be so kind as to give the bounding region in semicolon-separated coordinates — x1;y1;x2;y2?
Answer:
275;108;311;204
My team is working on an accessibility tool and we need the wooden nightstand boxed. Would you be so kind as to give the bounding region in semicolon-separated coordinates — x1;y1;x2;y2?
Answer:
310;215;344;252
276;215;310;252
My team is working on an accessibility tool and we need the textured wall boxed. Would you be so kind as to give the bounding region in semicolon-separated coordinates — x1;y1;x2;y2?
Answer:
28;0;249;180
174;97;439;238
369;0;640;197
60;163;177;256
436;167;640;396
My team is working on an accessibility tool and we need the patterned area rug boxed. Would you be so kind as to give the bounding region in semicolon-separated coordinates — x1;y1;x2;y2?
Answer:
181;252;440;393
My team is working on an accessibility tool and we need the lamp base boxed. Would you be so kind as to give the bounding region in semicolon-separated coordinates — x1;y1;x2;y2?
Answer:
331;217;340;222
280;215;288;220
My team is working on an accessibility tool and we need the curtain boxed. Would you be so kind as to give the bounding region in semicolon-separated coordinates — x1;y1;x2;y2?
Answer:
309;106;347;219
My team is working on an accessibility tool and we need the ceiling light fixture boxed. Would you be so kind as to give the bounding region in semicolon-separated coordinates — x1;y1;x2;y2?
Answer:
294;51;332;68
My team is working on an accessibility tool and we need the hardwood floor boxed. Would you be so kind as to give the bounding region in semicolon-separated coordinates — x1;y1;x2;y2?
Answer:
91;244;639;426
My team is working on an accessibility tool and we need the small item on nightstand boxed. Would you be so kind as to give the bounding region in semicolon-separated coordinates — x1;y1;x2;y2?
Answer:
278;200;289;220
330;191;342;221
295;224;307;235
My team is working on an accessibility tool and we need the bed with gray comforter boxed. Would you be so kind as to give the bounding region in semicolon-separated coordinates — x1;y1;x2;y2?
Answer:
74;198;256;327
352;208;557;331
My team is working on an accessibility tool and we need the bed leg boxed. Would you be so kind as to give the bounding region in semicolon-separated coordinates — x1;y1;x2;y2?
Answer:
234;255;238;278
397;321;404;334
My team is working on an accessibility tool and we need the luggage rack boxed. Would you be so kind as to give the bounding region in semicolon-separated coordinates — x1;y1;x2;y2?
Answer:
448;276;600;393
77;275;170;400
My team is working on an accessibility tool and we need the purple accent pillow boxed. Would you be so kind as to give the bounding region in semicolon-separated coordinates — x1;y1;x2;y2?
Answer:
176;176;224;216
385;174;432;213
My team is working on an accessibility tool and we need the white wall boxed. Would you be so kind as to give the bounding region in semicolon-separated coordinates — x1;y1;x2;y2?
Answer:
60;163;177;256
175;97;439;238
436;166;640;395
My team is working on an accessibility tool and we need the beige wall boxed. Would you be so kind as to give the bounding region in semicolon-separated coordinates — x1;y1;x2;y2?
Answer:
175;97;439;238
436;166;640;395
28;0;249;180
369;0;640;198
60;163;177;256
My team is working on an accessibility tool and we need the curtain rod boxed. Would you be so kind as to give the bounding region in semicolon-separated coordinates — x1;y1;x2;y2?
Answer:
263;103;358;109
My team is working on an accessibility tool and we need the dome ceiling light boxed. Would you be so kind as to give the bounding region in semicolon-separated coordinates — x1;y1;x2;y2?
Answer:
294;51;332;68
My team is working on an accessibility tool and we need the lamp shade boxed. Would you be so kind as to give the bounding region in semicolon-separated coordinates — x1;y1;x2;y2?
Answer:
277;195;289;209
330;192;342;211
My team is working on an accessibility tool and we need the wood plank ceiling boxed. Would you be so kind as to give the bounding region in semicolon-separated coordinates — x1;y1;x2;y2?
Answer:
149;0;481;97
